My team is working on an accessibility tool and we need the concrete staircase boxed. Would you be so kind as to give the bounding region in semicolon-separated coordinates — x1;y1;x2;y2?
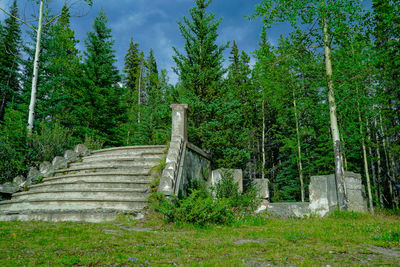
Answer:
0;145;166;222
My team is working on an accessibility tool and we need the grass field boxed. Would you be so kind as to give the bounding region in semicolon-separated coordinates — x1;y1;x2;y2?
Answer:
1;210;399;266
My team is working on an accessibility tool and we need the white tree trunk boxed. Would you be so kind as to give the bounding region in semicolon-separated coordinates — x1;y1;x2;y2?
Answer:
380;113;395;208
293;89;304;202
138;63;142;124
27;0;44;134
322;18;347;209
374;115;384;206
357;99;374;214
367;119;379;205
262;100;265;180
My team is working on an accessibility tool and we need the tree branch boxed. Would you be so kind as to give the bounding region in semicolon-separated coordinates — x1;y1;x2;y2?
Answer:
0;7;37;33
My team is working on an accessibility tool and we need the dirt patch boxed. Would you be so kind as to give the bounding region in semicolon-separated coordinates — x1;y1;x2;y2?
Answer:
366;246;400;257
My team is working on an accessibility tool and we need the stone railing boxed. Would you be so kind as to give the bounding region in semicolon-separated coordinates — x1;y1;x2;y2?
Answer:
158;104;211;196
0;144;90;197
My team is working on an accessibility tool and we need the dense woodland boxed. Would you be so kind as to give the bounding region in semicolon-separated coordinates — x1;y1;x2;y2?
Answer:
0;0;399;210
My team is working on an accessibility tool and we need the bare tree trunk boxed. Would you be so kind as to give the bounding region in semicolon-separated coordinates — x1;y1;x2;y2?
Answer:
340;131;348;171
322;17;347;209
292;89;304;202
138;63;142;124
367;120;379;206
27;0;44;134
262;100;265;180
379;113;394;208
357;98;374;214
374;115;384;206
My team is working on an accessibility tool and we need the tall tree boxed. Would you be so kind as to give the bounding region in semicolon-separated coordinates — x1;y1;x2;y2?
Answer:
254;0;365;209
0;0;21;122
81;9;123;145
173;0;228;146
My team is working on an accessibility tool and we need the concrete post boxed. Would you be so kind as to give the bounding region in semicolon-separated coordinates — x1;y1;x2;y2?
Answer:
170;104;189;141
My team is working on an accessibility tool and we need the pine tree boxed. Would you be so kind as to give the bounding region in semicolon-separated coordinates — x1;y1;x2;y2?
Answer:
123;37;141;101
173;0;228;102
0;0;21;122
173;0;228;147
81;9;124;145
41;5;82;125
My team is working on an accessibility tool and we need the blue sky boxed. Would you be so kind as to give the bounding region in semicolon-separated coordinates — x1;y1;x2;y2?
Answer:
0;0;371;84
0;0;265;84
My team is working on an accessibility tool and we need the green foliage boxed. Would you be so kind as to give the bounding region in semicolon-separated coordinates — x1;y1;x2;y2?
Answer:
151;171;260;226
81;9;124;146
83;135;104;150
373;230;400;242
0;107;74;183
0;0;21;122
328;210;366;220
151;191;235;226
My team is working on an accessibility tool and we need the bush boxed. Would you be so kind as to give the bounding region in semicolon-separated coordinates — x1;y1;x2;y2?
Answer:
151;190;235;226
150;172;260;226
214;171;261;211
0;108;75;183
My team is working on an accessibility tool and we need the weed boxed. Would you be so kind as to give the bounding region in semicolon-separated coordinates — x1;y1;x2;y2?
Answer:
373;229;400;242
328;209;365;219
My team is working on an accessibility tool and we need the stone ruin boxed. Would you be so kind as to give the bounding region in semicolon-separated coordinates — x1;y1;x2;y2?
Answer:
260;171;368;217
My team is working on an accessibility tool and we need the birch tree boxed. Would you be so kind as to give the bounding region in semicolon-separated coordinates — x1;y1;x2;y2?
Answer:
254;0;364;209
1;0;93;134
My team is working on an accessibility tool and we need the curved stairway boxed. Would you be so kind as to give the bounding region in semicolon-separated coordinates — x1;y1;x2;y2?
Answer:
0;145;166;222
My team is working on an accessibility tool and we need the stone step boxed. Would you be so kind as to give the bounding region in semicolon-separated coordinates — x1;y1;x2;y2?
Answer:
0;198;148;212
53;166;151;177
12;188;150;201
91;146;166;156
69;158;161;169
29;181;150;191
0;209;144;223
82;153;164;162
43;173;152;184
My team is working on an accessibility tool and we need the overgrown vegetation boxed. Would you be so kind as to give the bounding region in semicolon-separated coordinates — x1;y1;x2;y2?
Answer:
1;211;399;266
151;173;260;226
0;0;399;210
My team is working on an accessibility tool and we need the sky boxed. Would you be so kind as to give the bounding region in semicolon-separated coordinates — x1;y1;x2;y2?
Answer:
0;0;371;84
0;0;265;84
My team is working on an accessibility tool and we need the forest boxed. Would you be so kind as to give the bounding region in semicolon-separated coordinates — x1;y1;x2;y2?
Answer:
0;0;399;211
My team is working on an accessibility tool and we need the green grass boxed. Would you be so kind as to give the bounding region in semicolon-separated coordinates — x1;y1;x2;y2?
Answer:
1;210;399;266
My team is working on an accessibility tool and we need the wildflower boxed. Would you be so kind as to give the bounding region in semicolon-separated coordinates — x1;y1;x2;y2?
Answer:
129;257;138;263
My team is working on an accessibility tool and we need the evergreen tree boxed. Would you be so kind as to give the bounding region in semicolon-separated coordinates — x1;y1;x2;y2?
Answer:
0;0;21;122
173;0;228;147
123;37;141;102
81;9;124;145
173;0;227;102
41;5;83;126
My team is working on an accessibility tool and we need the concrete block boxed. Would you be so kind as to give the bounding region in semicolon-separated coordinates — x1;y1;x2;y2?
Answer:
309;174;338;216
253;179;269;199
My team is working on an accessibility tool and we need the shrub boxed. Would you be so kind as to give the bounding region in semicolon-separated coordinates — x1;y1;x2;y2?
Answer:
150;171;260;226
150;190;235;226
0;109;75;183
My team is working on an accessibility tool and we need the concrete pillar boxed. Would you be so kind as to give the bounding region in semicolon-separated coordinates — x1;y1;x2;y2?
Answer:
170;104;189;141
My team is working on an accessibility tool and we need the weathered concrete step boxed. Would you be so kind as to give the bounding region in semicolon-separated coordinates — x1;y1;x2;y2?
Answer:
29;181;150;191
69;158;161;169
0;198;148;212
12;188;150;201
43;173;152;184
83;153;164;162
53;166;151;176
0;209;144;223
91;146;166;156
